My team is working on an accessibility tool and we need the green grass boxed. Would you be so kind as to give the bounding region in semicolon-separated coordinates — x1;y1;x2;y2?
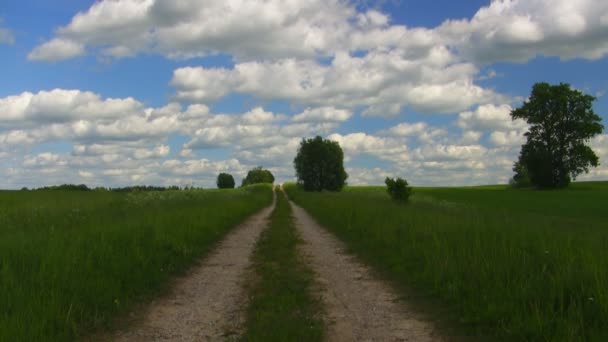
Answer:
284;182;608;341
0;185;273;341
241;188;324;341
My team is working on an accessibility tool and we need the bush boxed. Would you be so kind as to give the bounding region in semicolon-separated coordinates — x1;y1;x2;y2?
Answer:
242;167;274;187
217;173;236;189
385;177;412;202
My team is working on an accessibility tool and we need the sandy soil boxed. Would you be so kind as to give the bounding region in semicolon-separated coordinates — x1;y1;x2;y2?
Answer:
289;199;441;342
111;192;275;342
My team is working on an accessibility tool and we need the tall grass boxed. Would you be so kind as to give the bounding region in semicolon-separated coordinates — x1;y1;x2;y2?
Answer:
241;189;323;341
0;185;272;341
285;182;608;341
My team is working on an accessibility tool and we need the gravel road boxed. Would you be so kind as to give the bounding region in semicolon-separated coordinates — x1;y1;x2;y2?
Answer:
111;193;275;342
289;199;441;342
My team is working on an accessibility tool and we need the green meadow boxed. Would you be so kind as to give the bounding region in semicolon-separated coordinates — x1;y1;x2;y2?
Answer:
0;185;273;341
284;182;608;341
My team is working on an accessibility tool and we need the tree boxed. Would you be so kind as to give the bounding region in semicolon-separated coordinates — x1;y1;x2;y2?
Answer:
294;136;348;191
511;82;604;188
217;173;235;189
241;167;274;186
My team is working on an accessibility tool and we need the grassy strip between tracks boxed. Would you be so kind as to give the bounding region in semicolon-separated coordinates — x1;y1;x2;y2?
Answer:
0;184;273;341
284;182;608;341
241;188;323;341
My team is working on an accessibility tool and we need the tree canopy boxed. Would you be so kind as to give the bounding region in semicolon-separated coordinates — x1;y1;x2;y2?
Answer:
217;173;236;189
511;82;604;188
294;136;348;191
241;167;274;187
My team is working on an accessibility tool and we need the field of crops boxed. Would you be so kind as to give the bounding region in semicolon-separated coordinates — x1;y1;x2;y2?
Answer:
284;182;608;341
0;185;273;341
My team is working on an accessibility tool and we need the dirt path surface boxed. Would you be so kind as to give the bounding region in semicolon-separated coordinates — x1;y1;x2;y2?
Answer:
289;199;441;342
112;192;276;342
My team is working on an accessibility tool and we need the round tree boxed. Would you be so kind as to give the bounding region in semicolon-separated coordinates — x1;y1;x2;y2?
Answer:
216;173;235;189
511;82;604;188
241;166;274;186
293;136;348;191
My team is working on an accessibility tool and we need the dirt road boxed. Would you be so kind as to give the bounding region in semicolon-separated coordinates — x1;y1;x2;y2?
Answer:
289;199;441;342
112;193;275;342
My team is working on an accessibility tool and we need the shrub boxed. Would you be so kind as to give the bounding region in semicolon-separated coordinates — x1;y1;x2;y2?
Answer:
217;173;236;189
385;177;412;202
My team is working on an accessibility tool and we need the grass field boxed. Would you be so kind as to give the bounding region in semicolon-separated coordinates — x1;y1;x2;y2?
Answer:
241;188;323;341
0;185;273;341
285;182;608;341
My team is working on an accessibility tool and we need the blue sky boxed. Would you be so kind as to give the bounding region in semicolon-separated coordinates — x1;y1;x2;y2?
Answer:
0;0;607;188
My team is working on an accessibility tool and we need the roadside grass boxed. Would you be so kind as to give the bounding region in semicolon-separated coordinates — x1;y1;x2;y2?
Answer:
241;188;324;341
0;184;273;341
284;182;608;341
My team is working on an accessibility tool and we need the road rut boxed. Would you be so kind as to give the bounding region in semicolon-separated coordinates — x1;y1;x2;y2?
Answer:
112;192;275;342
289;199;441;342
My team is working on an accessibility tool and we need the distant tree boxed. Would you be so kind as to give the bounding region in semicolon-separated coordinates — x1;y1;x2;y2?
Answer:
294;136;348;191
385;177;412;202
511;82;604;188
241;167;274;187
217;173;236;189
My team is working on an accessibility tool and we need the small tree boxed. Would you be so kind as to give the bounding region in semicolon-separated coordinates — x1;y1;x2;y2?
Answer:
385;177;412;202
511;82;604;188
217;173;235;189
241;167;274;186
294;136;348;191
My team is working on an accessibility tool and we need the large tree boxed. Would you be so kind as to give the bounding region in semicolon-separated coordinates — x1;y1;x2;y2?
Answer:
511;82;604;188
216;173;235;189
294;136;348;191
241;166;274;187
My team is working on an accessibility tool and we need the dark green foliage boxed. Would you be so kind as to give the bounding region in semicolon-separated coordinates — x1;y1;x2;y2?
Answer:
36;184;91;191
216;172;236;189
385;177;412;202
242;166;275;187
241;190;323;341
293;136;348;191
511;82;604;188
109;185;182;192
509;160;531;188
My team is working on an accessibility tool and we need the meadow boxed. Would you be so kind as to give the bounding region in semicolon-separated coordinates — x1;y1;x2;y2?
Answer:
0;185;273;341
284;182;608;341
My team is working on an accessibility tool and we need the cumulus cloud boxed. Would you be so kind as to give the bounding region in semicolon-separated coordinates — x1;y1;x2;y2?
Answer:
29;0;354;62
171;52;503;117
28;38;85;62
458;104;528;147
292;107;352;123
439;0;608;63
9;0;608;188
29;0;608;65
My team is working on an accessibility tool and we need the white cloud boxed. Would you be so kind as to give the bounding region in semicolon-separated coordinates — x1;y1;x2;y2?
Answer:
28;38;85;62
440;0;608;63
29;0;608;65
171;52;503;117
29;0;354;62
292;107;352;123
458;104;529;147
